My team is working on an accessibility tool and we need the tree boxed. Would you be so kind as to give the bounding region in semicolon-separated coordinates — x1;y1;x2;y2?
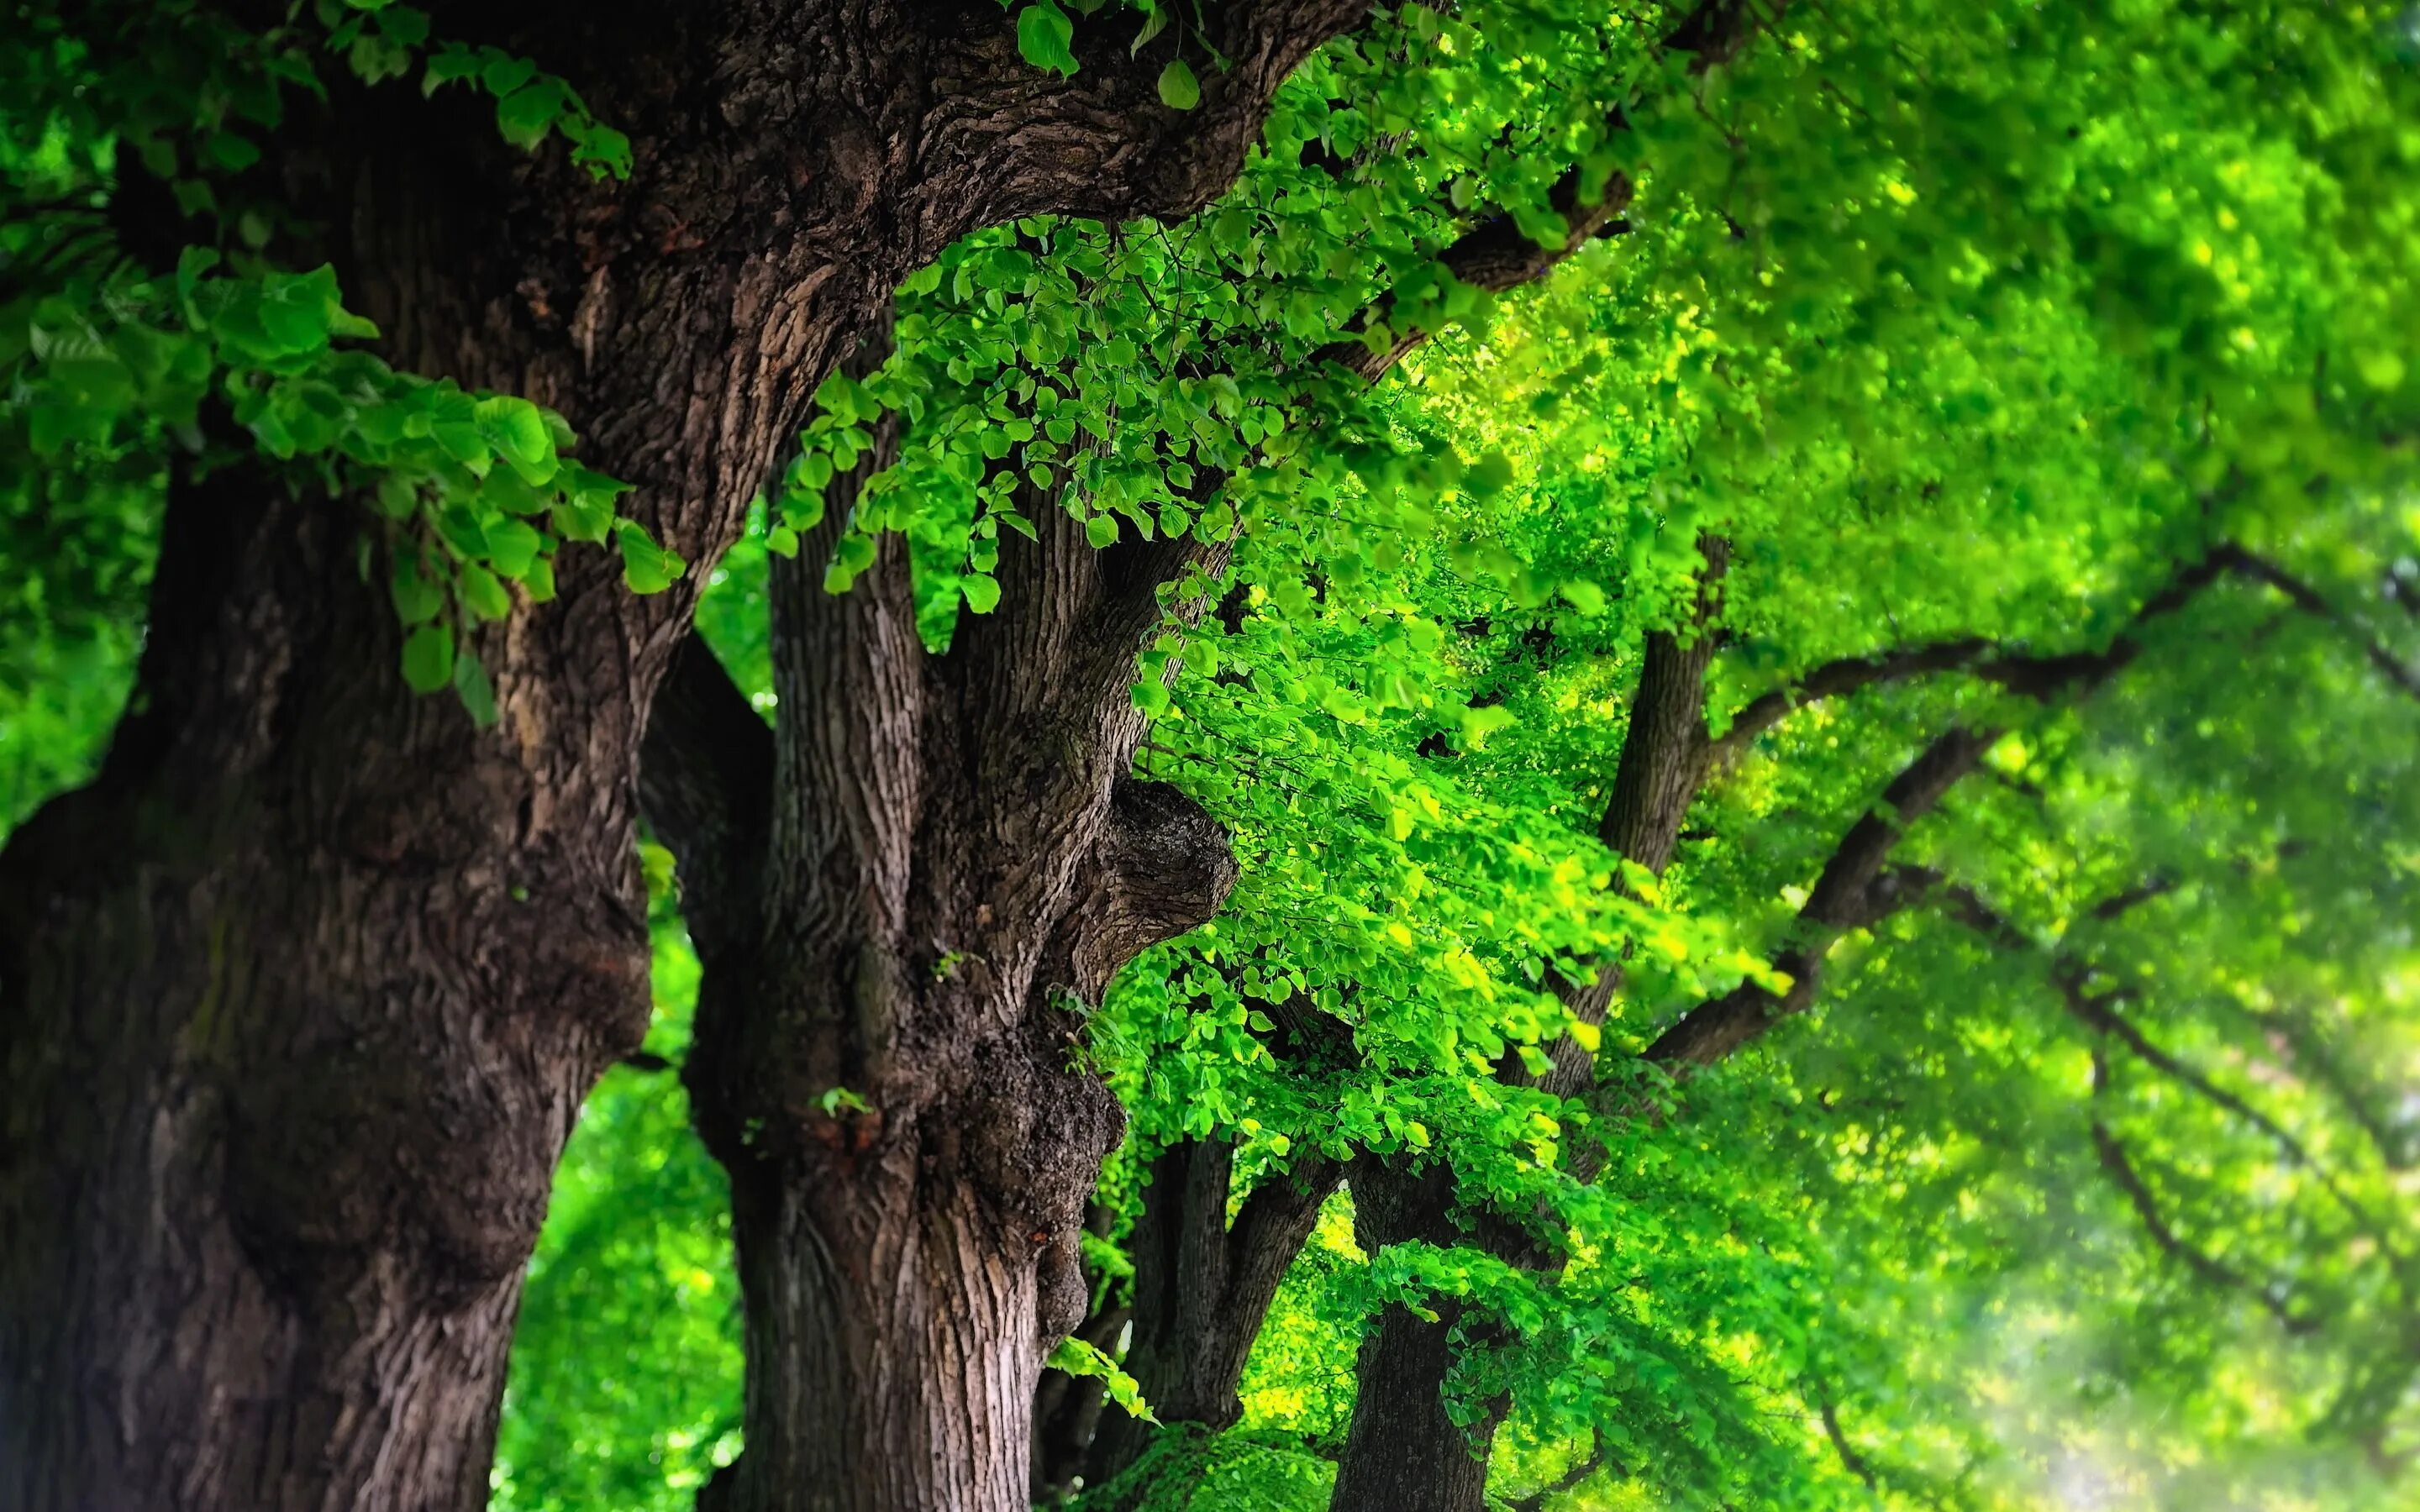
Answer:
0;3;1360;1506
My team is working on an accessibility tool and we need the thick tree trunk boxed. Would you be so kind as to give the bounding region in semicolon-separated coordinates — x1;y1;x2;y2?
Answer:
648;459;1244;1509
0;465;663;1512
706;1156;1052;1510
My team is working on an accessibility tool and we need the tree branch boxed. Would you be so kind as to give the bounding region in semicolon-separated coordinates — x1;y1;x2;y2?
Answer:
1947;881;2395;1247
1531;535;1731;1098
1644;726;1992;1065
2089;1104;2318;1336
1712;638;1995;760
908;0;1380;238
2209;543;2420;702
1506;1430;1607;1510
1815;1394;1879;1491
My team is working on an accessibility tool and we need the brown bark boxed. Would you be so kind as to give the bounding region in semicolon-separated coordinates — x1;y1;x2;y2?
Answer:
0;3;1367;1506
645;433;1244;1507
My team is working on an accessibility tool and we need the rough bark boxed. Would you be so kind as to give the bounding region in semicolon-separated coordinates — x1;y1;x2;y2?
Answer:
0;2;1367;1506
645;427;1244;1509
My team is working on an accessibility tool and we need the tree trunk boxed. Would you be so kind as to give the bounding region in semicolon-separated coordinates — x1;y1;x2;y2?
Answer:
1328;1299;1492;1512
5;0;1366;1501
649;462;1244;1509
0;463;665;1512
705;1153;1053;1511
1326;543;1733;1512
1327;1161;1498;1512
1075;1138;1341;1489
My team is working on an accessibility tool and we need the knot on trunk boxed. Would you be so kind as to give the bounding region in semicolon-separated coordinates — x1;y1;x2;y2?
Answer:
1060;778;1237;1000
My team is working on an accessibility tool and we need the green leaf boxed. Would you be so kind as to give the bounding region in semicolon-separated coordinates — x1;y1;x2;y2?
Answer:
485;518;544;578
1156;59;1200;110
401;623;455;693
459;564;513;622
1558;579;1607;615
1130;3;1169;54
390;554;445;625
1464;450;1515;496
480;53;537;97
1086;513;1119;549
1047;1337;1158;1424
962;574;1003;614
495;81;566;150
618;522;685;595
453;644;498;727
475;396;558;483
1016;1;1078;78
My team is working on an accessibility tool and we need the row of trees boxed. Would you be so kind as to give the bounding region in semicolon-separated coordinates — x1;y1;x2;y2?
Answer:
5;0;2418;1509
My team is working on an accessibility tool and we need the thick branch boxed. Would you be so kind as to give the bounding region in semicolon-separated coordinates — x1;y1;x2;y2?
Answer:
1712;638;1995;760
1644;727;1993;1066
1057;780;1240;1002
1717;549;2240;761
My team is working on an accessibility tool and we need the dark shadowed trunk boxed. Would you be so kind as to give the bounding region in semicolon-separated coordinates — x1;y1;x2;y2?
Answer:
0;1;1365;1505
0;462;669;1512
1067;1138;1343;1488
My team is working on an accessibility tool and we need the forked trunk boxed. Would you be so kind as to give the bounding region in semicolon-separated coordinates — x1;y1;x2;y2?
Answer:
644;479;1239;1511
1075;1138;1341;1490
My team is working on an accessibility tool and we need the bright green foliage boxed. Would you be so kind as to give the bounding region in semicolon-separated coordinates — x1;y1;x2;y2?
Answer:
1234;1194;1365;1446
1050;1338;1162;1426
1080;1423;1339;1512
3;0;671;723
489;848;744;1512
